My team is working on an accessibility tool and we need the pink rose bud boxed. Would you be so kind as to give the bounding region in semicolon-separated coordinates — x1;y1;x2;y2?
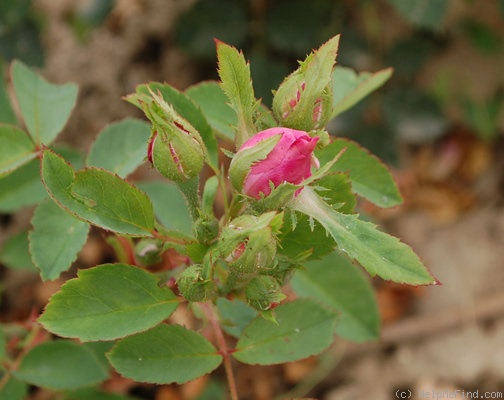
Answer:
229;127;319;199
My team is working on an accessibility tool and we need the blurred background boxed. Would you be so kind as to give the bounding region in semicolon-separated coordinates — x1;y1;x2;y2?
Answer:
1;0;504;399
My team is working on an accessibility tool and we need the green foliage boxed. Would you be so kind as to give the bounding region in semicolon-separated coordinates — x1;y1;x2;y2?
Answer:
29;200;90;281
291;252;380;342
108;324;222;384
86;118;151;178
39;264;179;341
0;124;36;176
0;376;27;400
13;340;109;390
234;299;337;365
41;149;155;236
216;298;258;338
387;0;449;30
11;61;78;145
0;231;36;271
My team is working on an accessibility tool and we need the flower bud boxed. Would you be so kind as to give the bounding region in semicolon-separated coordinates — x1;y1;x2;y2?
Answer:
229;127;319;199
245;275;286;311
141;90;205;182
177;264;216;302
135;238;162;266
194;214;220;245
228;229;276;275
273;77;333;131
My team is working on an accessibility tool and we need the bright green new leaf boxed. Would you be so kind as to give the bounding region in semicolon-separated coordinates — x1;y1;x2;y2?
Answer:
317;138;402;207
291;252;380;341
11;61;78;145
0;124;36;176
39;263;179;341
134;82;218;168
186;81;237;140
0;231;37;271
290;188;437;285
331;66;392;118
86;118;151;178
41;149;155;236
13;340;108;390
108;324;222;384
216;40;258;147
234;299;337;365
29;200;90;281
137;181;193;236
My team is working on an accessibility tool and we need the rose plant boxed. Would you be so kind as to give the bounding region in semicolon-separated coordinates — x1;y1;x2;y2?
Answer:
0;35;437;400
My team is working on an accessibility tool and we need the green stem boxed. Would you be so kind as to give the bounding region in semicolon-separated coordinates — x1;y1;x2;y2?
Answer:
176;176;200;221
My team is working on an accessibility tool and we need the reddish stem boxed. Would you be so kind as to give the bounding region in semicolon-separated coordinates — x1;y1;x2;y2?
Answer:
202;302;239;400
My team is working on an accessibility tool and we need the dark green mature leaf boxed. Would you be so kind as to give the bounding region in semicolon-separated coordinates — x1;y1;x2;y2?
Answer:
39;264;179;341
87;118;150;178
137;181;193;236
387;0;448;30
0;124;36;176
186;81;237;140
234;299;337;365
29;200;90;281
0;231;37;271
290;188;437;285
108;324;222;384
41;149;155;236
331;66;392;118
317;138;402;208
291;252;379;341
13;340;108;390
216;40;257;147
11;61;78;145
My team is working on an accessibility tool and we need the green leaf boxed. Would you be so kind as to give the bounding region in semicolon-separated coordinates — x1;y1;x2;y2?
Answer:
0;124;36;176
137;82;218;168
291;252;379;341
317;138;402;207
0;376;27;400
0;231;37;271
216;40;257;147
63;388;140;400
0;158;46;212
387;0;448;30
278;211;336;261
136;181;193;236
314;172;356;214
108;324;222;384
86;118;150;178
216;298;258;339
39;263;179;341
11;60;78;145
13;340;108;390
290;188;437;285
29;200;90;281
234;299;337;365
41;149;155;236
0;65;17;124
331;66;392;118
186;81;237;140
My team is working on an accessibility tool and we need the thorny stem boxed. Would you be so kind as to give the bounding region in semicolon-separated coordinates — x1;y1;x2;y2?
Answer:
202;302;239;400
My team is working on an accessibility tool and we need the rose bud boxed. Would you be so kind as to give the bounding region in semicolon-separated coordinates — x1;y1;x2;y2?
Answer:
245;275;286;311
229;127;320;199
141;90;205;182
177;264;216;302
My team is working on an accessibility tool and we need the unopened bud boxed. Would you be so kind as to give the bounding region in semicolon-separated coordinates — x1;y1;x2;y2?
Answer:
245;275;286;311
177;264;216;302
135;238;162;266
